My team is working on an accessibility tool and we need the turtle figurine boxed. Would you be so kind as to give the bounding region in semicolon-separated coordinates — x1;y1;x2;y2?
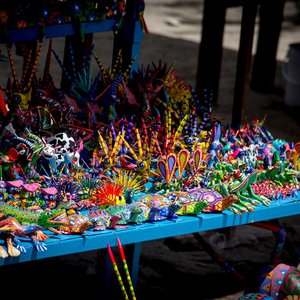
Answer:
88;209;111;231
147;202;181;222
188;187;238;213
137;194;173;207
127;202;150;224
57;213;92;234
165;191;209;215
137;194;179;221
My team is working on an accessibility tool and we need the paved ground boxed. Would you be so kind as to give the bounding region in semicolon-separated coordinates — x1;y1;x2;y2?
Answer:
141;0;300;142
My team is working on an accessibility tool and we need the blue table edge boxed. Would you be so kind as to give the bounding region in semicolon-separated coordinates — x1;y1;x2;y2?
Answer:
1;197;299;266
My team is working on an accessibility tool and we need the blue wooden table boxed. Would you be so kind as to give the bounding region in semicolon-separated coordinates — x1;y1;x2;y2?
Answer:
1;196;299;265
0;195;299;298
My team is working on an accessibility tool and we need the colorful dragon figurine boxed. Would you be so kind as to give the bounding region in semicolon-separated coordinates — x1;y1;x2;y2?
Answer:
0;202;68;230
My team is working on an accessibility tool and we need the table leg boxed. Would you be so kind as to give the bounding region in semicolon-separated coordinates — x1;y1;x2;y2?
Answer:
96;248;114;295
249;221;286;266
95;242;141;296
124;242;142;288
193;232;245;282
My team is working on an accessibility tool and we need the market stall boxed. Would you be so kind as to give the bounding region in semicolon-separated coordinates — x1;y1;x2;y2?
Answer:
0;1;299;299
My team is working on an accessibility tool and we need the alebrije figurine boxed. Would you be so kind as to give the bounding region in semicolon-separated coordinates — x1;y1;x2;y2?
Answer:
111;171;146;203
5;179;23;201
228;170;271;207
57;213;92;234
19;182;40;208
137;193;172;207
147;201;180;222
182;147;210;189
96;129;126;172
152;148;191;193
39;186;58;209
12;130;44;164
157;152;177;184
188;187;236;213
88;209;111;231
93;181;126;207
119;128;159;180
0;181;6;201
0;201;69;232
166;190;209;215
127;201;150;224
40;131;82;174
136;193;179;221
5;44;42;114
238;263;300;300
0;217;46;257
76;175;101;202
237;294;274;300
207;122;222;169
105;204;131;227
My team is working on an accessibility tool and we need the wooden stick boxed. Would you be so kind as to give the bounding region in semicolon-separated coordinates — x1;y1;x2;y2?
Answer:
117;237;137;300
107;243;129;300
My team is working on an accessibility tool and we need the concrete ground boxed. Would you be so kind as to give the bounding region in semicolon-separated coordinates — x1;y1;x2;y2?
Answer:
141;0;300;142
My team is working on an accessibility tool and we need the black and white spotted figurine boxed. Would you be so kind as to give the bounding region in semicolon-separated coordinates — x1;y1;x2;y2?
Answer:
41;132;81;170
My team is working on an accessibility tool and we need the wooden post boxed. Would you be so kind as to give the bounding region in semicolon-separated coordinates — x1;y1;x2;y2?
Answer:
231;0;258;129
250;0;286;92
196;0;227;106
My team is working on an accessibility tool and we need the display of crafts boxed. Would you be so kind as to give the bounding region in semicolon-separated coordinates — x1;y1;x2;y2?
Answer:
0;40;299;259
0;0;147;41
0;0;128;27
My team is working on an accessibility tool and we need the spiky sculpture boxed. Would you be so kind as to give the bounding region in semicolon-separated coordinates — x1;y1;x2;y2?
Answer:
161;62;194;116
5;44;42;112
76;175;101;200
93;181;126;207
111;171;146;203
